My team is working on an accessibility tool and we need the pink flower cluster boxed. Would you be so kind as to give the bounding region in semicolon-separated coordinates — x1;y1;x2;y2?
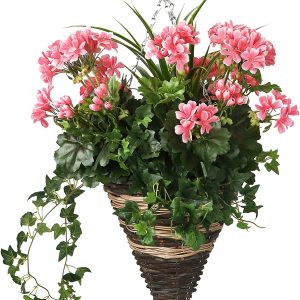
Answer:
89;84;113;112
31;85;53;128
53;96;74;119
255;90;299;133
209;21;276;73
38;29;118;84
146;22;200;71
208;79;247;106
175;101;219;143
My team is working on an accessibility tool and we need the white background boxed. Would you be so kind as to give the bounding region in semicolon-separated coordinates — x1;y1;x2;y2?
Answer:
0;0;299;299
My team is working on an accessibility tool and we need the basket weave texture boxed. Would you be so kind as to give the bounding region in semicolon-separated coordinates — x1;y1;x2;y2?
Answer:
104;184;223;300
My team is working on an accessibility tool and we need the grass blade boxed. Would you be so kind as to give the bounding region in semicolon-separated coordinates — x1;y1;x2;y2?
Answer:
124;2;154;39
115;19;141;48
187;0;207;25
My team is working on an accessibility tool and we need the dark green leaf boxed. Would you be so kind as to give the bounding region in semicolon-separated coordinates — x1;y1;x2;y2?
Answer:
192;128;231;162
17;231;28;251
20;212;37;227
75;267;92;279
60;204;78;222
1;246;17;265
114;201;141;224
63;272;81;282
56;241;76;262
68;220;82;241
54;134;95;173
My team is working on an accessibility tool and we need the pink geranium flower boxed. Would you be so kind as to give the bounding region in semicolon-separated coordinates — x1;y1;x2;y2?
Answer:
60;33;87;63
175;101;197;122
175;121;195;143
208;79;247;106
195;103;219;134
53;95;74;119
255;95;282;121
275;104;299;133
209;21;276;73
101;55;124;78
146;21;200;71
31;85;53;127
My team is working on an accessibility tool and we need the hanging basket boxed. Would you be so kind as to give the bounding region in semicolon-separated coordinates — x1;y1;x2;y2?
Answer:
104;184;223;300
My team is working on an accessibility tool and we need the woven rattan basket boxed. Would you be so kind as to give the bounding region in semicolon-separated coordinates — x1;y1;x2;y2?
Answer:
104;184;223;300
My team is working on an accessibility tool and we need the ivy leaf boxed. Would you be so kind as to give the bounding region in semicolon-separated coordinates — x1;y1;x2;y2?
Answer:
17;231;28;251
237;221;250;230
134;221;155;245
185;229;206;250
135;104;154;128
1;246;17;265
114;201;141;224
52;224;67;240
63;273;81;283
145;192;156;204
23;296;33;300
36;223;51;235
75;267;92;279
139;130;161;159
55;133;95;173
68;220;82;241
228;170;252;191
192;128;231;162
60;204;78;222
56;242;76;262
20;212;37;227
142;210;156;225
158;77;185;104
256;149;280;175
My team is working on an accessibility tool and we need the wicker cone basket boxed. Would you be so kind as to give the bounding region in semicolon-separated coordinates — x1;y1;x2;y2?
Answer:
104;184;223;300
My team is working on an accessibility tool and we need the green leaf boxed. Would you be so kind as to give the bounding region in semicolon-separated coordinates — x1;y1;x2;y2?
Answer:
135;104;154;127
256;149;280;175
185;229;206;250
107;76;120;103
17;231;28;251
138;77;162;104
250;82;281;93
56;242;76;262
23;296;32;300
20;212;37;227
237;221;250;230
228;170;252;191
36;223;51;235
114;201;141;224
75;267;92;279
192;128;231;162
60;204;78;222
54;133;95;173
1;246;17;266
142;210;156;225
68;220;82;241
52;224;67;240
134;221;155;245
145;192;156;204
63;272;81;282
157;77;185;104
187;0;207;25
139;130;161;159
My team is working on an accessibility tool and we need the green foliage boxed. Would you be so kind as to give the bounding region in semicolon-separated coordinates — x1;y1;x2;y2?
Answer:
256;150;280;174
192;128;231;162
55;133;95;173
157;78;185;104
